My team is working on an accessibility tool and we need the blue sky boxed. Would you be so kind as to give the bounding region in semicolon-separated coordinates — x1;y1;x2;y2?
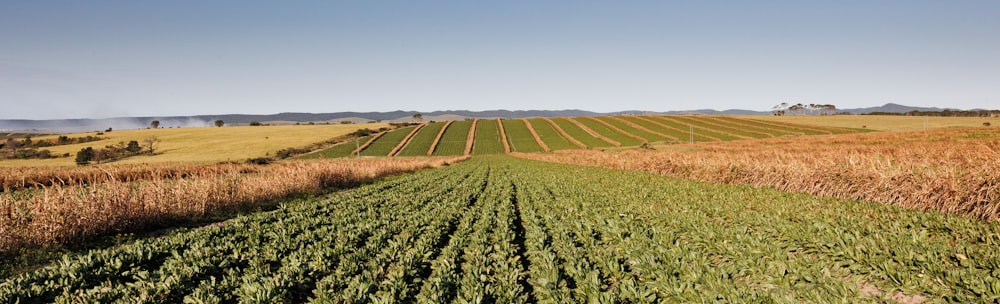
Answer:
1;1;998;119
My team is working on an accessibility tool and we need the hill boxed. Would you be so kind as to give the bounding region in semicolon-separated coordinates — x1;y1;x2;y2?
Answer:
1;103;990;133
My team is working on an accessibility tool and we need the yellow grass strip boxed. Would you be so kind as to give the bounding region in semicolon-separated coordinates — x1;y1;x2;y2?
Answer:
521;118;551;152
635;116;723;142
465;119;478;156
497;118;511;153
428;121;453;156
581;116;647;143
351;131;385;156
562;117;621;146
541;117;586;149
607;116;680;141
389;123;426;157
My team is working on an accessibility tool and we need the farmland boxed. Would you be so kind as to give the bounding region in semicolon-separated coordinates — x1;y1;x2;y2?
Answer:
752;115;1000;132
3;157;998;302
501;119;545;153
526;118;577;151
2;115;999;301
0;124;386;167
515;127;1000;221
396;122;448;157
359;126;417;156
432;120;473;156
550;118;615;149
0;157;465;256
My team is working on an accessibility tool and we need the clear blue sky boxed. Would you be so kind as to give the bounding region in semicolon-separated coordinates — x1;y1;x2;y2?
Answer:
2;1;998;119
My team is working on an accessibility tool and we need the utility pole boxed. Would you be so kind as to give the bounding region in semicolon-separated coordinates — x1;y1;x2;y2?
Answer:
689;125;694;144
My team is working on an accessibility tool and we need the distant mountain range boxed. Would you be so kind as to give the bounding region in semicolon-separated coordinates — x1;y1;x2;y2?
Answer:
0;103;973;133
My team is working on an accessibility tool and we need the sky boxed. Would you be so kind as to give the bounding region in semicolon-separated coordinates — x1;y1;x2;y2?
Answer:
1;1;998;120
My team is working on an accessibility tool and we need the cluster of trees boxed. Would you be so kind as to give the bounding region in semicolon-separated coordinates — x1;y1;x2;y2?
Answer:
1;135;116;160
75;137;160;165
1;139;59;160
772;103;838;116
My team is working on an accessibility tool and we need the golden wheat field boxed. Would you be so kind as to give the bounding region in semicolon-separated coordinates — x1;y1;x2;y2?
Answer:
0;124;387;167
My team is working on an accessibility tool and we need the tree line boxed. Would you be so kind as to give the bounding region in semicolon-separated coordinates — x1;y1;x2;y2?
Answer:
772;103;838;116
75;137;160;165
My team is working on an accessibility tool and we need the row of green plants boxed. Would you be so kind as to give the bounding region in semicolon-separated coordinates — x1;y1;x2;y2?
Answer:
2;157;997;301
500;120;545;153
525;118;576;150
575;117;645;146
470;120;505;155
359;126;416;156
432;120;472;156
304;116;863;158
396;122;447;156
550;118;616;149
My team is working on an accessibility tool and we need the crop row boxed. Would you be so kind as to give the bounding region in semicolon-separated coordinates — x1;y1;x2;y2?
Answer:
432;120;473;156
501;119;545;153
302;116;861;159
3;157;997;301
359;126;417;156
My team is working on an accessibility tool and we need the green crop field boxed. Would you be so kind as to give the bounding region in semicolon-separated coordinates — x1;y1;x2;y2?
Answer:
396;122;447;156
471;120;505;155
705;116;804;137
672;116;772;139
501;119;545;153
574;117;644;146
3;156;997;302
596;117;672;142
659;116;743;141
359;126;416;156
526;118;577;150
432;120;472;156
550;118;614;149
644;116;730;142
617;116;691;141
300;135;372;159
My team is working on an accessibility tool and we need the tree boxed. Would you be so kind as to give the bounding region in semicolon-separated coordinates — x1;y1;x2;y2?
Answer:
214;120;225;127
413;113;423;122
150;120;160;129
772;102;789;116
142;136;161;155
126;140;142;154
75;147;94;165
4;138;22;153
249;121;262;126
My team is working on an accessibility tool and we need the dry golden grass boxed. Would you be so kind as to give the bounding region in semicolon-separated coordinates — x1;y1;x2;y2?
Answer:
0;157;466;253
1;163;261;192
514;128;1000;220
0;124;387;167
747;115;1000;132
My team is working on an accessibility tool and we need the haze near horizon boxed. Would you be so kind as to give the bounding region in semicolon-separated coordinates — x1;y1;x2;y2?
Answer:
2;1;998;120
